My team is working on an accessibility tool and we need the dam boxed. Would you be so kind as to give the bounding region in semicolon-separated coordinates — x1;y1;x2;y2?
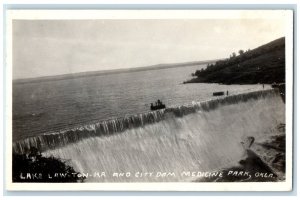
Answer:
13;89;285;182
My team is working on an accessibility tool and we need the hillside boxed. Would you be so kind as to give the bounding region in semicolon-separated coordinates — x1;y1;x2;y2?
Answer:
184;37;285;84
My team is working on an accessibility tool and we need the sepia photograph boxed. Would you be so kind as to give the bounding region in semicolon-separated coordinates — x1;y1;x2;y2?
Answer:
5;9;293;191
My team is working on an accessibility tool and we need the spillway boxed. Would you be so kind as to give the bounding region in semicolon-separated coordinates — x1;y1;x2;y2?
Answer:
13;89;285;182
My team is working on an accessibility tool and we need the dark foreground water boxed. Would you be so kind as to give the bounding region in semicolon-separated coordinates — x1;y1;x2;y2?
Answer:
13;65;267;142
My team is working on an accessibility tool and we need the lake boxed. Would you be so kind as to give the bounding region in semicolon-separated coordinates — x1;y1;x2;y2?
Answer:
13;64;267;141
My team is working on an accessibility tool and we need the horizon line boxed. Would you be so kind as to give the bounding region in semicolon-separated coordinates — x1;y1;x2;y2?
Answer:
13;58;220;83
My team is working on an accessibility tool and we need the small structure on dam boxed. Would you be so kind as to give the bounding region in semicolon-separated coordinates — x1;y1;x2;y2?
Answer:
213;91;225;96
271;83;285;103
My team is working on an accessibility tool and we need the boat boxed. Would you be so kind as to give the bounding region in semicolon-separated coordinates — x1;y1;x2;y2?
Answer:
150;100;166;110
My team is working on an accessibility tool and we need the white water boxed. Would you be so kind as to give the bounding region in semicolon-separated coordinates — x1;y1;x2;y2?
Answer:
42;90;284;182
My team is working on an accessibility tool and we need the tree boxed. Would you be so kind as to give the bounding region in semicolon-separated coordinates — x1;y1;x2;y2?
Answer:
230;52;237;59
238;50;244;55
13;147;85;183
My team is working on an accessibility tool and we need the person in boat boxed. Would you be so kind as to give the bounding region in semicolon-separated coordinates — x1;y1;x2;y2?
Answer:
157;99;162;106
151;99;165;110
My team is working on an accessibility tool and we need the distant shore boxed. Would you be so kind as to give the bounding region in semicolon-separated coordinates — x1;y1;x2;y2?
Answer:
14;59;218;84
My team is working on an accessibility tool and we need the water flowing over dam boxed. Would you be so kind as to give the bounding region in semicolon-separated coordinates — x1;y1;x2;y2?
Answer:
13;89;285;182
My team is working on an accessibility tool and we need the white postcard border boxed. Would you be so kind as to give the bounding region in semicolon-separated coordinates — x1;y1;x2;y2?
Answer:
5;9;294;191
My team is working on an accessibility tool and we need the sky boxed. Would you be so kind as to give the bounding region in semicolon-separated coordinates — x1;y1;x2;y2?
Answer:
12;18;285;79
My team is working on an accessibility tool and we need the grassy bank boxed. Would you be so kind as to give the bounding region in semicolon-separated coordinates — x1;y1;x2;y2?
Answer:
185;37;285;85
